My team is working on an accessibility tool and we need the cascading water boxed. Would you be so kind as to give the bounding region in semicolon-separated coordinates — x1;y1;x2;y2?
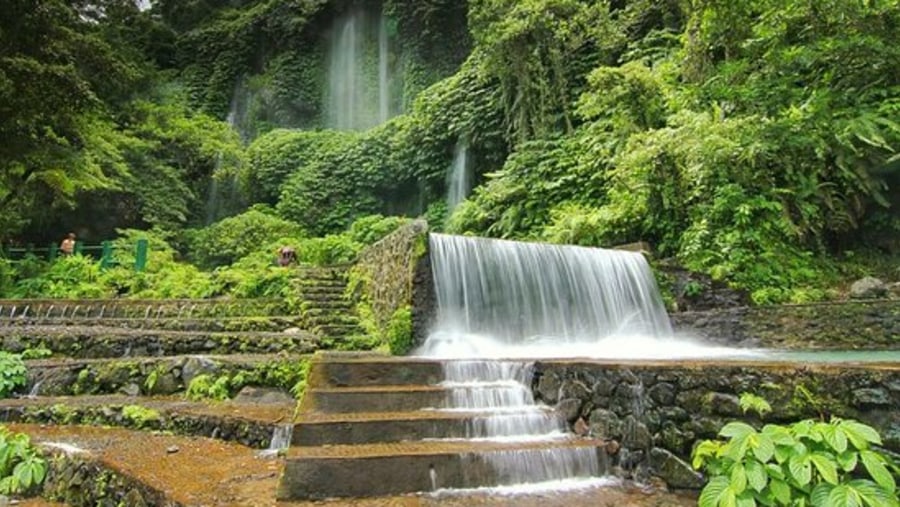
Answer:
325;8;395;131
418;234;735;493
446;142;470;214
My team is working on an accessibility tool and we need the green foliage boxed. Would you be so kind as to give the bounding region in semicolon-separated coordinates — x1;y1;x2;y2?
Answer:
185;374;231;401
347;215;410;246
693;398;900;507
0;426;47;495
386;305;413;355
0;353;27;399
121;405;161;429
185;207;304;267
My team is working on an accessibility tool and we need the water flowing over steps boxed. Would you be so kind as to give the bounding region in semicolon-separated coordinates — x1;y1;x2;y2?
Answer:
277;353;611;500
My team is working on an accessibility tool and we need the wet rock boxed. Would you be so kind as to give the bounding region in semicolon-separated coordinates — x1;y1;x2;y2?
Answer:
233;386;294;405
592;376;616;398
536;373;562;404
559;379;591;400
622;415;652;450
556;398;582;423
147;371;180;395
604;439;620;456
182;356;220;386
708;392;741;416
589;408;623;439
573;417;589;436
850;277;887;299
647;382;676;405
120;383;141;397
650;447;704;489
852;387;891;407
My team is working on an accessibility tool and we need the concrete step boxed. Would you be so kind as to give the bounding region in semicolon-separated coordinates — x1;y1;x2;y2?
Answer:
278;438;608;499
2;315;303;332
305;382;534;413
310;355;443;387
293;407;559;446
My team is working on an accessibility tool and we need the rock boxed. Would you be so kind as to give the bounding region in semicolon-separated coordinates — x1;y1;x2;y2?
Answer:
707;392;741;416
120;383;141;397
181;356;220;386
589;408;623;439
647;382;676;405
147;371;180;395
573;417;590;436
604;440;620;456
649;447;704;489
233;386;294;405
536;373;562;404
622;415;653;450
852;387;891;407
166;445;179;454
556;398;582;423
850;277;887;299
282;327;303;334
559;379;591;400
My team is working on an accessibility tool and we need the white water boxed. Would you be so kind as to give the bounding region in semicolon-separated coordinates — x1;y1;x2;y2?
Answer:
416;234;751;492
446;142;470;213
325;8;394;131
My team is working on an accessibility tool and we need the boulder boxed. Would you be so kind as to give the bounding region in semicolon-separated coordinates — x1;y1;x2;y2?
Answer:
649;447;704;489
850;277;887;299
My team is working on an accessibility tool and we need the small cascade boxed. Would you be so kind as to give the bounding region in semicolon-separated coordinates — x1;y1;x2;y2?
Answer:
45;305;54;318
98;305;106;319
259;424;294;458
446;141;471;214
9;306;16;318
71;305;80;318
20;305;29;318
437;360;600;487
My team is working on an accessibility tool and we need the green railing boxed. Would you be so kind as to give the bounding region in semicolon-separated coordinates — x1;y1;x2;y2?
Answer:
0;239;149;272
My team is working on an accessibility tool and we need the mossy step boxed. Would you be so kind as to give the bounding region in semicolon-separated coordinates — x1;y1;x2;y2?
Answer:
309;356;443;387
0;394;294;449
2;315;304;332
278;438;608;499
0;298;286;319
25;353;310;397
1;325;319;359
6;423;285;506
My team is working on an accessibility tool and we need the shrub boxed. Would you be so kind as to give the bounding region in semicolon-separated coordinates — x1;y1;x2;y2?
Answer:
185;207;305;267
693;394;899;507
0;426;46;495
0;352;27;398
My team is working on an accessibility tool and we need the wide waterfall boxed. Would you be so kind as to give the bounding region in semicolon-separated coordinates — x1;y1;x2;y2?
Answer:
325;8;395;131
420;233;683;359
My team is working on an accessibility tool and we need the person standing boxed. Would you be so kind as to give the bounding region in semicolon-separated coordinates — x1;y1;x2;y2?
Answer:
60;232;76;256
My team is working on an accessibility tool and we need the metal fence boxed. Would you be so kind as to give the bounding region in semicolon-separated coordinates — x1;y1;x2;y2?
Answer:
0;239;149;272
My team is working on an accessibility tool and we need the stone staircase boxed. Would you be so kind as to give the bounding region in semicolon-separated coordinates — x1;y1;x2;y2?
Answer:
277;353;610;500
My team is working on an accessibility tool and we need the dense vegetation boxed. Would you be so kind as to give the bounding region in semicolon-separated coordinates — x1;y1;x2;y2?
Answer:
1;0;898;302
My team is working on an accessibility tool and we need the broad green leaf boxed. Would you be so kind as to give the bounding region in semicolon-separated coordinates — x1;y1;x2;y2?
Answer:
836;450;859;472
700;476;731;507
821;424;848;453
746;460;768;492
752;434;775;463
827;484;862;507
811;483;834;507
721;422;758;440
736;491;757;507
839;420;882;449
762;425;796;447
789;454;812;486
860;450;896;493
847;479;900;507
810;453;839;485
770;478;791;505
766;463;786;480
694;440;724;469
724;435;752;462
732;463;748;493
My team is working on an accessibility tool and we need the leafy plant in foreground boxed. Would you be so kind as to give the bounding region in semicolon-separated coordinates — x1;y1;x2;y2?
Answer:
692;395;899;507
0;426;47;495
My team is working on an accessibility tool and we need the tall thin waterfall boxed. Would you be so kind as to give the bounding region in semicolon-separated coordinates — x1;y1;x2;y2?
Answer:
325;9;395;131
446;142;470;213
422;234;672;356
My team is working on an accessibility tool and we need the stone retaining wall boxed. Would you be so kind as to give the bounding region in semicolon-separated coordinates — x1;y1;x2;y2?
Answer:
534;360;900;489
672;299;900;349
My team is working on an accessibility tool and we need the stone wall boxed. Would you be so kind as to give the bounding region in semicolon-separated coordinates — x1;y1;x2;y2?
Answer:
534;360;900;489
672;299;900;349
351;219;432;352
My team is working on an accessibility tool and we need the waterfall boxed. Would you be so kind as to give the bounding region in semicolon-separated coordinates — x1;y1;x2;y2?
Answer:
446;142;470;213
420;234;673;359
325;8;395;131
